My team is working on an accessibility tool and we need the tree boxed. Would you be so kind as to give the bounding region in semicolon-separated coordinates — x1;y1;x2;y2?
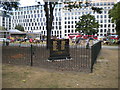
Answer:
0;26;7;30
75;14;99;35
43;2;57;49
0;1;20;15
37;0;102;49
15;24;24;31
109;2;120;36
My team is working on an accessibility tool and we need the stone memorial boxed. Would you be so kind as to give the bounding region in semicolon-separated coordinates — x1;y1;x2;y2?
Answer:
48;39;71;60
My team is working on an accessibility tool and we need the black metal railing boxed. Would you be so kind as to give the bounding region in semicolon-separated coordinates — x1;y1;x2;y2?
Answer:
2;41;101;73
91;41;102;72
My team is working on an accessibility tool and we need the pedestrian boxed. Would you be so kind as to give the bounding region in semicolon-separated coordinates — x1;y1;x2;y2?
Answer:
75;37;81;44
3;39;5;46
86;38;90;49
29;38;33;43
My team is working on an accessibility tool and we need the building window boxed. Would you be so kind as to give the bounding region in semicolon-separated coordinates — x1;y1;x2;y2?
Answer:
71;21;74;24
56;26;58;29
104;15;107;18
68;30;70;33
56;17;58;21
65;30;67;33
104;2;107;5
112;24;114;27
71;30;74;33
39;26;41;29
37;10;39;13
34;14;36;18
71;16;74;19
100;2;103;6
38;14;40;17
104;11;107;14
65;17;67;20
43;18;45;21
112;29;114;32
59;26;61;29
59;22;61;25
40;18;42;21
71;25;74;28
30;11;32;14
68;25;70;28
27;11;29;14
104;24;107;27
104;7;107;9
97;15;99;18
104;34;107;36
68;17;70;20
68;21;70;24
65;25;67;28
31;15;33;18
104;20;106;23
100;15;103;18
104;29;106;32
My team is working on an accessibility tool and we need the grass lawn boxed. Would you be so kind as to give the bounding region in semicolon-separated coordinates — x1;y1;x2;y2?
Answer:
2;48;118;88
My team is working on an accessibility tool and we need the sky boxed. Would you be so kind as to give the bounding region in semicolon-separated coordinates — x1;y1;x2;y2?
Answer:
19;0;120;7
19;0;44;7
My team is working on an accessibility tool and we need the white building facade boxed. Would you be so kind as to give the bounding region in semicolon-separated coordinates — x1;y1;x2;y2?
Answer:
0;10;12;30
11;0;117;38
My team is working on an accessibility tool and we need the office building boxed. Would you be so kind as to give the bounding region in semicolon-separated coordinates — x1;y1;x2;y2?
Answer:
11;0;117;38
0;10;11;30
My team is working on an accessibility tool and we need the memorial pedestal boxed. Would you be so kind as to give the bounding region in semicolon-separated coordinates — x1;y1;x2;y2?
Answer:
48;39;71;60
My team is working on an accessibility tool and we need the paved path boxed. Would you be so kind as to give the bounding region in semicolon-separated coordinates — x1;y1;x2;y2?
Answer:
102;45;119;49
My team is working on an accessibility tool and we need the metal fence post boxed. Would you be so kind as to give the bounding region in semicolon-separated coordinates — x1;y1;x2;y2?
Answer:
30;44;33;66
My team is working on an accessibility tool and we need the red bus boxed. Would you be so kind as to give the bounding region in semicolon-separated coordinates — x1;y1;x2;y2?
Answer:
68;33;82;39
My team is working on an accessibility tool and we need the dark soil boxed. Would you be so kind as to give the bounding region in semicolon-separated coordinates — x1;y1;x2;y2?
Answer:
2;45;91;72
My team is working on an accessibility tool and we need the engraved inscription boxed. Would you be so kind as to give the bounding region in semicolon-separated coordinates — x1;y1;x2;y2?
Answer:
53;41;58;51
61;41;65;50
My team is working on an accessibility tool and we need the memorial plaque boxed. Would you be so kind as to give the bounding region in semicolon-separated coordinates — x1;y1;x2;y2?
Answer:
48;39;71;60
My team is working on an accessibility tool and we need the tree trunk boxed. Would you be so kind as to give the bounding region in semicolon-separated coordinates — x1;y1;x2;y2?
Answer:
44;2;55;49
